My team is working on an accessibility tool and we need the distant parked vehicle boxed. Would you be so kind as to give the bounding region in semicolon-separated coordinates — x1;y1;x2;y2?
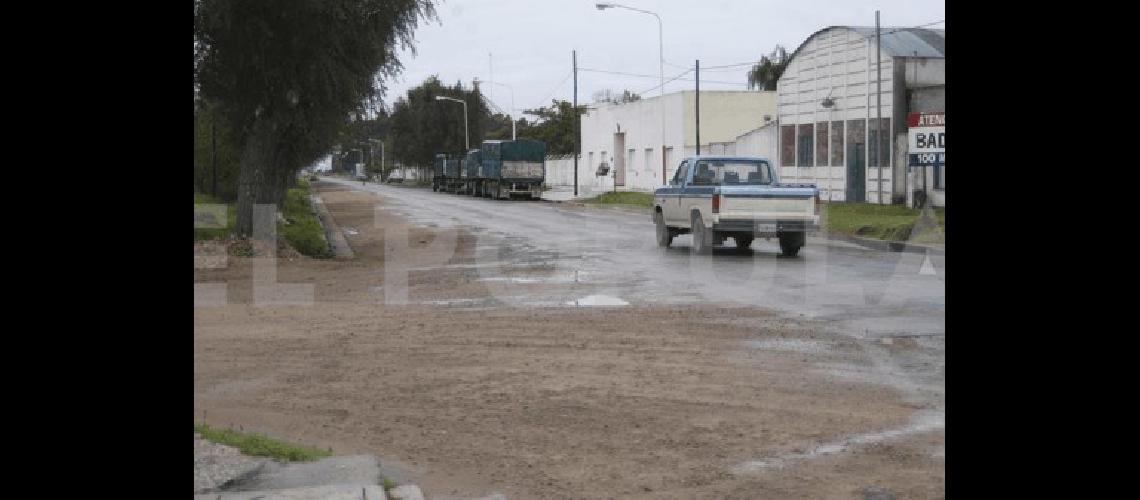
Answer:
479;139;545;200
652;156;820;256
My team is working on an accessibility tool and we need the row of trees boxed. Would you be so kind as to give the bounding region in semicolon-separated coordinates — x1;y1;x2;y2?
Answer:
337;76;586;171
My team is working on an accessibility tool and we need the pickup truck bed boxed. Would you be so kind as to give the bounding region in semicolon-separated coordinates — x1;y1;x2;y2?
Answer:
653;156;819;256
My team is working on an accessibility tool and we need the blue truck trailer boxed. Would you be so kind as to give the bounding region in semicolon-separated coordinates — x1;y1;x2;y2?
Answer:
479;139;546;200
432;153;463;193
463;149;483;196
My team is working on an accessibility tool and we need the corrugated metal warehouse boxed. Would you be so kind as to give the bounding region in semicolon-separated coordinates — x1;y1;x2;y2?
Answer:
776;25;945;205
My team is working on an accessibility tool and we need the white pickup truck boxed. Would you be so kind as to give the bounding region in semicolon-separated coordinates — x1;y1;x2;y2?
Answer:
652;155;820;256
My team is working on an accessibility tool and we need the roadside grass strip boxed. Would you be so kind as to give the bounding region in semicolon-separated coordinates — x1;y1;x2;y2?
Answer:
825;202;944;242
195;422;331;462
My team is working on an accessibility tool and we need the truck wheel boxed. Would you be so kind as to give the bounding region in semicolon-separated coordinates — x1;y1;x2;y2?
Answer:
691;214;712;255
654;212;673;248
779;232;805;257
735;236;753;250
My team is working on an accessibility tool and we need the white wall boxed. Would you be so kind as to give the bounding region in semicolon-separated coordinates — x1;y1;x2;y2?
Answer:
579;90;775;192
733;122;778;160
542;155;611;196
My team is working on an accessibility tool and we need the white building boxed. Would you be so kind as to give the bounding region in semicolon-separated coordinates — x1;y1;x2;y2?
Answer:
573;90;777;193
775;25;945;206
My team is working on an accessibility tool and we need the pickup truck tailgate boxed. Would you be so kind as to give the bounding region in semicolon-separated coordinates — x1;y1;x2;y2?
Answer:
719;184;816;219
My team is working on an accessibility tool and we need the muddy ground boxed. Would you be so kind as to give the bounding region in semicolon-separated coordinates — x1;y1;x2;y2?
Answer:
194;182;944;499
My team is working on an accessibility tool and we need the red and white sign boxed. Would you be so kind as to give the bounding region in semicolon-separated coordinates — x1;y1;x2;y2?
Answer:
908;112;945;153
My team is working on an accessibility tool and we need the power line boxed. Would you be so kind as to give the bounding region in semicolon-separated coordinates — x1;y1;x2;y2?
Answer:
528;70;573;110
582;66;748;86
579;68;662;79
636;68;692;95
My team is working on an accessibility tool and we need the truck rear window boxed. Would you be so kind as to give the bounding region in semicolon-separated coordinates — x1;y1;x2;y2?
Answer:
691;160;772;186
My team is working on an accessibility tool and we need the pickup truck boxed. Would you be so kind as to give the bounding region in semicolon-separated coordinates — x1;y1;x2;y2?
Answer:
652;155;820;256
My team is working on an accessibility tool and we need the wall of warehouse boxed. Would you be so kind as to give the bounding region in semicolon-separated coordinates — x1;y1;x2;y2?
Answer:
777;27;896;204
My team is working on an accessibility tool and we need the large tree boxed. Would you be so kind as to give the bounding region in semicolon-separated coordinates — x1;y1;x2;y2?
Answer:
194;0;435;236
388;77;489;166
515;100;585;155
747;45;790;91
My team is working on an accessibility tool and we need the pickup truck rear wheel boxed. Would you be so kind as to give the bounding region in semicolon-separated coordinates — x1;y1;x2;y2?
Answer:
654;212;673;248
691;214;712;254
779;232;805;257
735;236;754;250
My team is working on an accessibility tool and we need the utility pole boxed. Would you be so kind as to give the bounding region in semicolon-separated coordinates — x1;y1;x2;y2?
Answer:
695;59;700;155
876;10;883;204
573;50;579;197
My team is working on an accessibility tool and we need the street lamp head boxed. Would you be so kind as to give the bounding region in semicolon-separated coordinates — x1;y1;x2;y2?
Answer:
596;3;613;10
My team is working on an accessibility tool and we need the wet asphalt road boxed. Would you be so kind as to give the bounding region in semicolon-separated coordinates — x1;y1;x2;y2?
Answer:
322;177;945;338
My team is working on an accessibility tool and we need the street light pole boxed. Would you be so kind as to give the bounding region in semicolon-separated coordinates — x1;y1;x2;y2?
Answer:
596;2;665;184
435;95;469;150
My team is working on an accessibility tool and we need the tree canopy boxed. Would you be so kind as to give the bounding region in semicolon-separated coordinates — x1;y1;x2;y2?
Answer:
747;45;790;91
194;0;435;235
388;77;490;167
516;100;585;156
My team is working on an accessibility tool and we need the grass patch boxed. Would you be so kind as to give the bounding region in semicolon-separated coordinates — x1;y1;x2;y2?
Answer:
194;422;331;462
582;191;654;208
280;179;334;259
194;192;235;241
826;202;944;242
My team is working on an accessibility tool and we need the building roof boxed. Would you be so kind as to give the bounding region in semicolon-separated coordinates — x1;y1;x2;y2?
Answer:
790;26;945;63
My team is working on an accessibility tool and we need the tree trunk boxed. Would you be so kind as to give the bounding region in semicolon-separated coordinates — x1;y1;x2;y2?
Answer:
235;121;279;239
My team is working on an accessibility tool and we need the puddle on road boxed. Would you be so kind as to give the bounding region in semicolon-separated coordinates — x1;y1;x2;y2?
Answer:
478;270;589;284
743;339;836;355
343;227;360;236
733;410;945;474
566;294;629;306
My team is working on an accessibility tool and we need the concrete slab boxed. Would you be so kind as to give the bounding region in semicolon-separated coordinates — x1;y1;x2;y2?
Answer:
228;454;382;492
195;435;269;494
194;484;387;500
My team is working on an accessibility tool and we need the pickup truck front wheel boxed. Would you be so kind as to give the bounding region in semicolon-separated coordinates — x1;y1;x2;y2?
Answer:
654;212;673;248
778;232;805;257
691;214;712;254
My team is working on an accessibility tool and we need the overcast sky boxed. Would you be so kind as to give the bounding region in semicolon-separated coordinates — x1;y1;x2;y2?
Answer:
382;0;944;116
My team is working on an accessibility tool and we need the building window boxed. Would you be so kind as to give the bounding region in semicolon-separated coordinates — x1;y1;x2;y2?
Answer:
830;120;844;166
797;124;814;167
780;125;795;167
588;152;594;169
628;149;636;175
816;122;828;167
644;148;653;172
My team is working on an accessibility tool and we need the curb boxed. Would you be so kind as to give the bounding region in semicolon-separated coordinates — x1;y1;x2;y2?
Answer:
823;232;944;255
309;193;355;259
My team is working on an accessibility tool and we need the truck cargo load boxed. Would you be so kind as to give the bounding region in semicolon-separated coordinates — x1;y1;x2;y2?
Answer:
480;139;546;200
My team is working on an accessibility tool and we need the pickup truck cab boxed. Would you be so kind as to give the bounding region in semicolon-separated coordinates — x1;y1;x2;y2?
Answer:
653;155;820;256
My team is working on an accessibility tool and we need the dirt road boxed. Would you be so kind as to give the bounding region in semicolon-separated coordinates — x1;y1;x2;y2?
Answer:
194;180;945;499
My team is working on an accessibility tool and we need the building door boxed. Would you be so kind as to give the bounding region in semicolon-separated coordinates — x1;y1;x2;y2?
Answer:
614;132;626;186
847;143;865;203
